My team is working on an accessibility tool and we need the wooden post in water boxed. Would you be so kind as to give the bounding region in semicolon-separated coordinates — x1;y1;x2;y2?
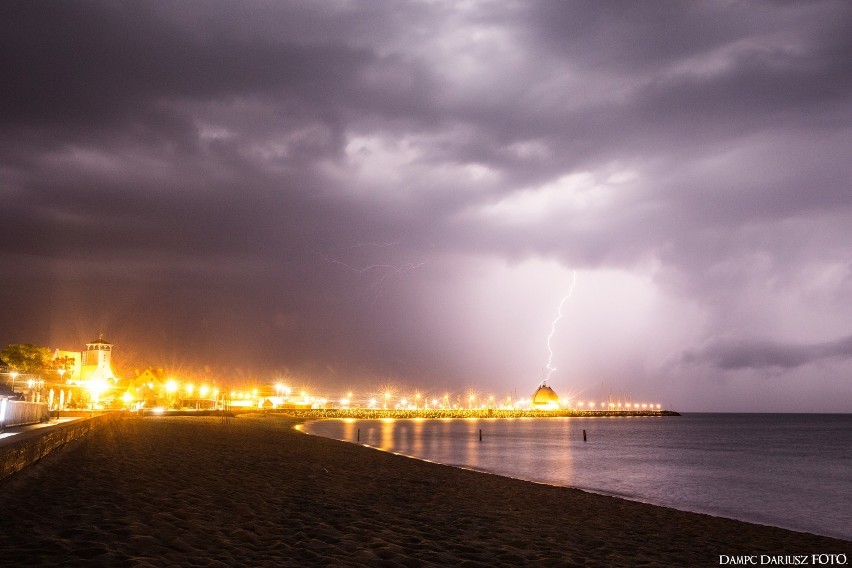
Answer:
479;429;482;442
583;429;587;442
357;428;360;442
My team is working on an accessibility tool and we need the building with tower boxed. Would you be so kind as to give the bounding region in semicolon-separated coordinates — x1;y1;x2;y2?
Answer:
80;336;116;384
52;335;120;408
53;335;117;384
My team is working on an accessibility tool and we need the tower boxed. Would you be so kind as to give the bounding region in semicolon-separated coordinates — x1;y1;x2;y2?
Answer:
80;335;116;382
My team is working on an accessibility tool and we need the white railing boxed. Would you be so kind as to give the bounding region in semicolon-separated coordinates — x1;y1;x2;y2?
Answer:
0;398;50;428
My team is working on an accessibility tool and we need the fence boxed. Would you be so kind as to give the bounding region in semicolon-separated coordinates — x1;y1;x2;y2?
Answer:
0;399;49;428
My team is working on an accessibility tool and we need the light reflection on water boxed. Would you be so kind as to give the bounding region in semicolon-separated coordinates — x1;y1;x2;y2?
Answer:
302;414;852;540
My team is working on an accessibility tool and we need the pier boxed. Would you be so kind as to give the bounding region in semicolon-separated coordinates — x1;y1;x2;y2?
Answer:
252;408;680;420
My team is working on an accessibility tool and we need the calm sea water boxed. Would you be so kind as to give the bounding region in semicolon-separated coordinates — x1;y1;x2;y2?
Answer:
302;414;851;540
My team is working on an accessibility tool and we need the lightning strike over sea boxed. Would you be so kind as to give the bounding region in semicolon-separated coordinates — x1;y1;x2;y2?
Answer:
543;270;578;383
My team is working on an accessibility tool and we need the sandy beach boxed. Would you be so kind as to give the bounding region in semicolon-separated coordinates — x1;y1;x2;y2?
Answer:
0;415;847;567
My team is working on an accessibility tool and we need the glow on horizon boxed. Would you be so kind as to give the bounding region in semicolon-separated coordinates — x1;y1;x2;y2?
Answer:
127;375;665;413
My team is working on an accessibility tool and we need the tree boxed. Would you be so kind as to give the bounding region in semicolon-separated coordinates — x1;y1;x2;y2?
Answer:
0;343;53;374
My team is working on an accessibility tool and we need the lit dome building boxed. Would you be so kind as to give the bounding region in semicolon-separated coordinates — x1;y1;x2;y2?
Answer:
531;382;560;410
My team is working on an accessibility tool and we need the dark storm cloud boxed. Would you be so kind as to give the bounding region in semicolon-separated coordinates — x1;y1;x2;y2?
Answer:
682;334;852;371
0;1;440;260
1;3;370;125
421;1;852;278
1;1;851;408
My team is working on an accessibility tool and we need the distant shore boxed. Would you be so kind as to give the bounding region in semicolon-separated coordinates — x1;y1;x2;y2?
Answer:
0;414;845;567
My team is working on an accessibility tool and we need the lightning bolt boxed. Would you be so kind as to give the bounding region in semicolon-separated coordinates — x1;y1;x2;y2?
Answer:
341;241;401;250
543;270;577;384
312;249;424;275
310;245;425;302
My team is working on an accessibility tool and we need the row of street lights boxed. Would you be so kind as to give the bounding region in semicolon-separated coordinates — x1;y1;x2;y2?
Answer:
4;370;666;413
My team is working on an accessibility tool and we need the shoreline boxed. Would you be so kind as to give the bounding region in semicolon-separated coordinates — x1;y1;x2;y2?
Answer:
297;417;847;541
0;414;846;567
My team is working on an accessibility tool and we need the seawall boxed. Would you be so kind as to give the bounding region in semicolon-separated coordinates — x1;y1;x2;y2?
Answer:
0;412;122;482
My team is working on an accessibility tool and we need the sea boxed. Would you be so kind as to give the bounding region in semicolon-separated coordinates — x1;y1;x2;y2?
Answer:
302;413;851;541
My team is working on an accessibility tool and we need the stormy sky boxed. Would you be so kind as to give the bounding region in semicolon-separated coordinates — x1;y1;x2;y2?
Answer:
2;1;851;411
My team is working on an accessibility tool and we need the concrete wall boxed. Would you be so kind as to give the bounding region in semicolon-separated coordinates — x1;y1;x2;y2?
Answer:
0;412;121;482
0;399;49;428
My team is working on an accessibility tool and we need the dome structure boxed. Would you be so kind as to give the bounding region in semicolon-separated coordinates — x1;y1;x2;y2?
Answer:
531;383;560;410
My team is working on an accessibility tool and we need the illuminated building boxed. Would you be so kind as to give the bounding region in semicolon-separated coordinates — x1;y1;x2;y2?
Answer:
80;336;117;384
531;382;560;410
51;335;120;409
127;367;167;407
54;335;117;385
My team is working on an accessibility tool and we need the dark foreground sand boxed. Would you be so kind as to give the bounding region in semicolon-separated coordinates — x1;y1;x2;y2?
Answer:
0;415;847;567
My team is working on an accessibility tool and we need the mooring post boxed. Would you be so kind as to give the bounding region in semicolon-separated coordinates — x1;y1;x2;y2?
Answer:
479;429;482;442
583;429;587;442
357;428;360;442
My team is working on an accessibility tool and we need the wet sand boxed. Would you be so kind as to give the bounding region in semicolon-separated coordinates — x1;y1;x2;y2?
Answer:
0;414;847;567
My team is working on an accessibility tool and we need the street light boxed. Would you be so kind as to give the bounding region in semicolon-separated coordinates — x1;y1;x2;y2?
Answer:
166;379;178;408
88;379;107;414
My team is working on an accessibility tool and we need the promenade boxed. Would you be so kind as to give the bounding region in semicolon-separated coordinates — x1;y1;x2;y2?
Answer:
0;417;81;445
